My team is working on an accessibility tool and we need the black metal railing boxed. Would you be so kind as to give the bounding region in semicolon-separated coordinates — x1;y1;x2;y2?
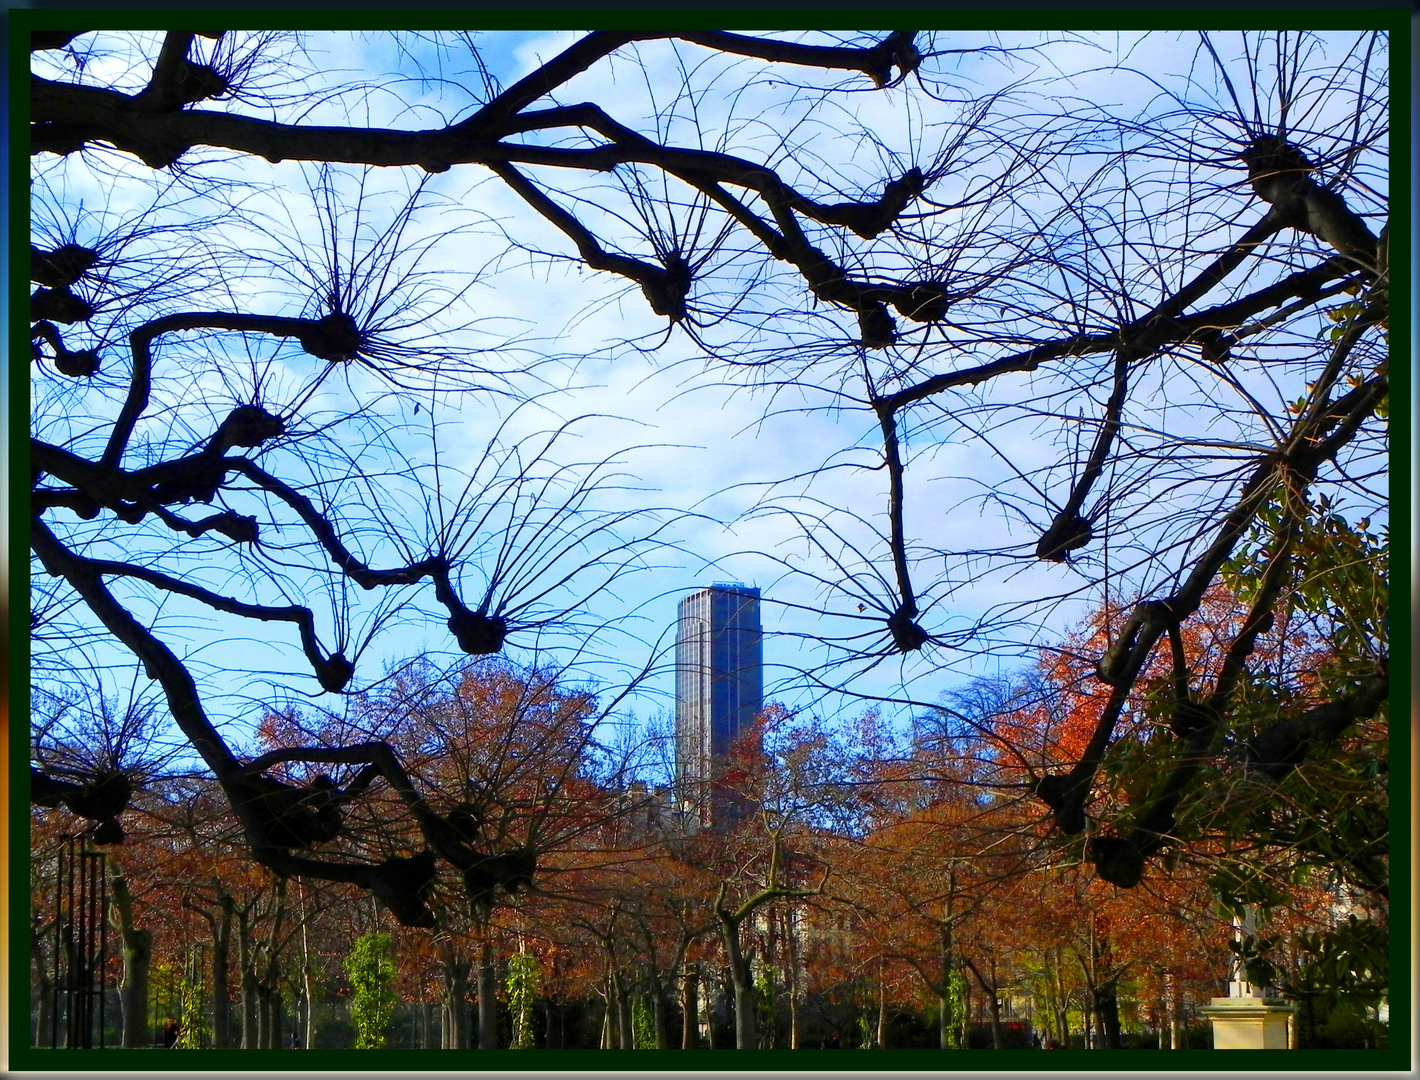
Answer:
46;835;108;1048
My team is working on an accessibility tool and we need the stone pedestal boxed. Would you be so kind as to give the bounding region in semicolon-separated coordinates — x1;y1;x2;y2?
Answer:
1199;995;1295;1049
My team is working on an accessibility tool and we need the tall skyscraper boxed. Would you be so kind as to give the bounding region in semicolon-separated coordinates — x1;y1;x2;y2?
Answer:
675;584;763;829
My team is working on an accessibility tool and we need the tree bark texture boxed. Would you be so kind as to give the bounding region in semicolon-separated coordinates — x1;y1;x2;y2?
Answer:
106;870;151;1048
476;936;498;1049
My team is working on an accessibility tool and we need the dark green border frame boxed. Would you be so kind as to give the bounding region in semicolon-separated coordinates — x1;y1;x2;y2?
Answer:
10;7;1411;1074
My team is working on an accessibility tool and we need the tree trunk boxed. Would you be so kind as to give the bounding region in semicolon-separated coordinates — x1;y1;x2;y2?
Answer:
789;986;800;1050
681;962;698;1049
960;965;970;1044
212;894;233;1049
1051;945;1069;1047
240;965;258;1048
1093;977;1121;1050
719;917;756;1049
120;928;153;1048
938;922;954;1049
441;950;471;1049
255;945;283;1049
606;969;621;1048
612;967;633;1048
237;908;257;1049
32;922;54;1048
1083;919;1123;1049
266;887;287;1048
650;975;669;1049
876;957;889;1048
731;972;756;1050
270;989;285;1049
543;999;562;1049
106;870;151;1048
963;954;1004;1049
762;912;778;1049
988;955;1002;1049
295;890;313;1051
1166;971;1183;1049
703;969;718;1049
476;935;498;1049
600;980;613;1049
255;983;268;1049
785;914;800;1050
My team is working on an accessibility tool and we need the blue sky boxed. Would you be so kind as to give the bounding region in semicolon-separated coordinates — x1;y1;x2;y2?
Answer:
28;30;1391;774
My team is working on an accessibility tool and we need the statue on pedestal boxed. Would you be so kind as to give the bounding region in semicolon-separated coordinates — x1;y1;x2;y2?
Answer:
1202;905;1295;1049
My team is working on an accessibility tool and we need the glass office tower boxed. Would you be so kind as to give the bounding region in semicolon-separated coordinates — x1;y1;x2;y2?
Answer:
674;584;762;829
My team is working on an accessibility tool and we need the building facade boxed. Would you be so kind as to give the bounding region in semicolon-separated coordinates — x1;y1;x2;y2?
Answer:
674;584;763;829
